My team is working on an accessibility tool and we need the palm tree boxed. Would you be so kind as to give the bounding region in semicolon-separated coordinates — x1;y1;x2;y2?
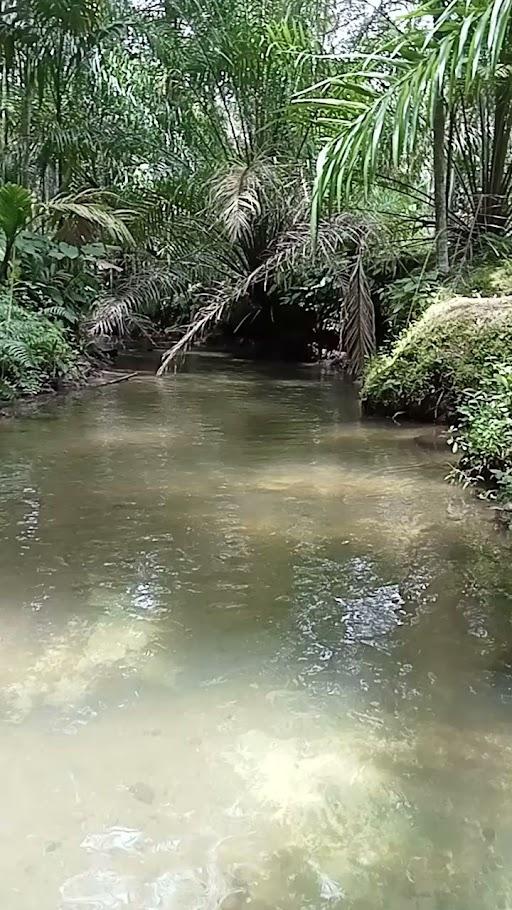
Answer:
89;0;375;369
2;0;385;374
0;0;128;192
302;0;512;274
0;182;134;282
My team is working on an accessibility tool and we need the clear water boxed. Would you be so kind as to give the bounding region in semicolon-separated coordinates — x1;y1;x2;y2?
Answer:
1;354;512;910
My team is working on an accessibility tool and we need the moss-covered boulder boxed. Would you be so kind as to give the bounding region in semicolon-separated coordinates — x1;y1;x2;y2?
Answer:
363;296;512;420
377;259;512;340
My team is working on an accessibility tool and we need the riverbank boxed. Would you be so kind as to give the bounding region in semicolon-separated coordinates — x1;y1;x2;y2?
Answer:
363;278;512;502
0;368;139;419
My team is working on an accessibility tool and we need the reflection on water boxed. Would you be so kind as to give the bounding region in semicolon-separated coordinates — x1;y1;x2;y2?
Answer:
1;355;512;909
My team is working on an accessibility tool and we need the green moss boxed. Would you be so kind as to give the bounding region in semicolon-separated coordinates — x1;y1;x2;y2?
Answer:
456;260;512;297
378;258;512;339
363;297;512;420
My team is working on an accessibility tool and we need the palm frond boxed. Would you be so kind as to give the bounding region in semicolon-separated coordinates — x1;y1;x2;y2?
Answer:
306;0;512;224
238;211;376;297
341;255;375;377
211;162;264;242
89;267;179;336
156;292;228;375
49;190;135;247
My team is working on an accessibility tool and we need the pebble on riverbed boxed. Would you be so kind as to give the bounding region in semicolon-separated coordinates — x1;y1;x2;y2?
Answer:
129;781;155;804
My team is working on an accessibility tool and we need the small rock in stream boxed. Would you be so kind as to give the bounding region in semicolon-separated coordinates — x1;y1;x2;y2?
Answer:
482;825;496;844
129;782;155;805
45;841;61;854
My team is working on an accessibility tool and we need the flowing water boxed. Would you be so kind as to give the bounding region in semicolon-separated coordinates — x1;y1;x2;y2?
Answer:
2;354;512;910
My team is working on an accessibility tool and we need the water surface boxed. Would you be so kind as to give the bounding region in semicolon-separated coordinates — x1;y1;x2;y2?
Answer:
1;355;512;910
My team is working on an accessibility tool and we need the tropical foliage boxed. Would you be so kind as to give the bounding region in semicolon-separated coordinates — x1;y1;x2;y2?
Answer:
451;364;512;499
0;297;77;399
306;0;512;274
2;0;512;399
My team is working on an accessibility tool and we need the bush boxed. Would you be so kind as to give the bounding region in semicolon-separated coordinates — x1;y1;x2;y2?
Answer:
377;270;442;337
450;365;512;499
0;298;78;400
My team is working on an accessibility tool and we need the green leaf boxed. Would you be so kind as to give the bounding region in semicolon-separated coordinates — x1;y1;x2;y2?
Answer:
489;0;512;68
81;242;107;258
0;184;33;245
58;242;80;259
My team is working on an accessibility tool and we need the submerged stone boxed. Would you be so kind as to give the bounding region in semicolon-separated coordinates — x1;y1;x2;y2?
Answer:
129;781;156;805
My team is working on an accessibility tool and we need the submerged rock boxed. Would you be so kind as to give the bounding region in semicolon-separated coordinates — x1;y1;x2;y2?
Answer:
2;608;157;723
129;781;156;805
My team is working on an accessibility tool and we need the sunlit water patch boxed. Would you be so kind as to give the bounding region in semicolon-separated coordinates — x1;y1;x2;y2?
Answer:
2;355;512;909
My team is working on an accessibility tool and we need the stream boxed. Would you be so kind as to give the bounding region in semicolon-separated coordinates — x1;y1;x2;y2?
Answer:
1;354;512;909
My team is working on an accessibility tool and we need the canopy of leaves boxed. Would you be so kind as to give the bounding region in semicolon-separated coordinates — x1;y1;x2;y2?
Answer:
3;0;512;381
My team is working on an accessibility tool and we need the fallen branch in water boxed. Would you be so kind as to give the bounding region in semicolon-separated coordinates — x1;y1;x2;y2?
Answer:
94;371;139;387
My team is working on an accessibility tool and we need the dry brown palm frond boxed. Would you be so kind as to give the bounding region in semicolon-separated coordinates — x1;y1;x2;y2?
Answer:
236;211;374;299
341;255;376;377
156;292;229;375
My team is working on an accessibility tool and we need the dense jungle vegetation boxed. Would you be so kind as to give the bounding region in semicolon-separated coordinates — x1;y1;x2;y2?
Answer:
2;0;512;497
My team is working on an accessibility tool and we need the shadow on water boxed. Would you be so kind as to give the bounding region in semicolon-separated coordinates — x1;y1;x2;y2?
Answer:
1;354;512;909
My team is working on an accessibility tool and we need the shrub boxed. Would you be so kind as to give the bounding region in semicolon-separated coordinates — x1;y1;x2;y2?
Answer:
0;298;78;400
377;271;442;337
450;365;512;499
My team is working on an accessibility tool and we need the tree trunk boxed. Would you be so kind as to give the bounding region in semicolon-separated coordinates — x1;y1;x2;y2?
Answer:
20;69;32;188
0;0;9;184
433;92;450;276
0;238;15;283
485;80;512;232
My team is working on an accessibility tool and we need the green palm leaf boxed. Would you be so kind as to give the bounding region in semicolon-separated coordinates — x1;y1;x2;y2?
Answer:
0;184;33;244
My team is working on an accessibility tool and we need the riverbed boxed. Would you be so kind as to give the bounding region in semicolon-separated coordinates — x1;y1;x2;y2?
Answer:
1;354;512;909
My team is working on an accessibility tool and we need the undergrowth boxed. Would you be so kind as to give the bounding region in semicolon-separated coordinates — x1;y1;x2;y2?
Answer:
450;365;512;500
366;257;512;501
0;297;78;401
378;258;512;338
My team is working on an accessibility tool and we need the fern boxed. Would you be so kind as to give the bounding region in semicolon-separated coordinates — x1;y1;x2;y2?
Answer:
0;339;35;370
0;300;77;400
42;305;79;325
